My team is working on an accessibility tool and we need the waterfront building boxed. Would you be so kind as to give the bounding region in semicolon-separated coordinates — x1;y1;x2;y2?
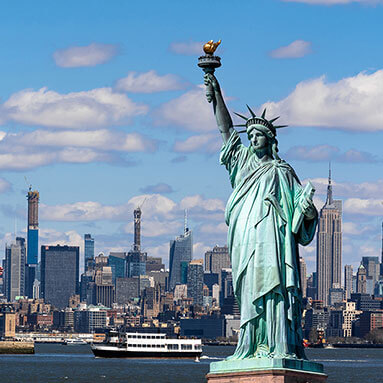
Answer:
0;304;16;338
180;316;225;339
316;167;342;306
84;234;95;271
342;301;361;337
356;264;367;294
204;245;230;274
344;265;353;300
326;310;343;338
41;245;79;309
4;237;26;301
187;259;204;306
299;257;307;298
303;306;330;338
354;311;383;338
74;305;107;333
94;283;114;308
212;283;220;306
141;285;161;319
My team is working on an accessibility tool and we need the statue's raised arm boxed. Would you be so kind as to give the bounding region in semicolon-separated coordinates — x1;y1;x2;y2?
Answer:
204;73;233;143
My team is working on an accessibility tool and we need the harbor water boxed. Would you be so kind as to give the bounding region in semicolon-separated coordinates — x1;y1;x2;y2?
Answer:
0;344;382;383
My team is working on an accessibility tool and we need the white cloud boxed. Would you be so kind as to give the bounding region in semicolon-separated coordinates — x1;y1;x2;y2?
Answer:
0;178;11;193
269;40;312;59
3;87;147;129
140;183;174;194
344;198;383;216
169;41;204;56
156;85;216;132
261;70;383;131
0;127;158;170
53;43;118;68
173;133;221;153
116;71;186;93
1;129;157;153
343;222;374;236
283;0;383;4
285;144;379;163
307;178;383;199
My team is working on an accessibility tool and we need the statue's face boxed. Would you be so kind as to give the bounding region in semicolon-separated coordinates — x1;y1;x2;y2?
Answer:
248;128;268;151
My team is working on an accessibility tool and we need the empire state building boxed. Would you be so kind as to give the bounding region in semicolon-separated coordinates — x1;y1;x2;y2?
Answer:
316;168;342;306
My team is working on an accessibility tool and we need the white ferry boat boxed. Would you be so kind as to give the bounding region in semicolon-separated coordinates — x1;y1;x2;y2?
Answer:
91;331;202;359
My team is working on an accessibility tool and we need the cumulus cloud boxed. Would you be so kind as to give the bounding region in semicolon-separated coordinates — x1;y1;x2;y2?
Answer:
269;40;312;59
140;183;174;194
343;198;383;216
173;133;221;153
0;178;11;193
116;71;187;93
0;129;156;170
0;129;157;152
40;193;225;238
307;178;383;199
2;87;147;129
53;43;118;68
169;41;204;55
285;144;379;163
261;70;383;131
156;85;216;132
283;0;382;4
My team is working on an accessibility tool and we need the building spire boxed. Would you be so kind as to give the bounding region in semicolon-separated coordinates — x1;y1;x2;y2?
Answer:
184;209;188;235
326;162;333;206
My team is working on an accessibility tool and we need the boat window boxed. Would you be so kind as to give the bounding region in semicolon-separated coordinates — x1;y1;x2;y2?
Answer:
181;344;193;350
168;344;179;350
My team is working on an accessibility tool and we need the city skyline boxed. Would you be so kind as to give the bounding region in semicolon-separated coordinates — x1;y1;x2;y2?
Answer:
0;1;382;274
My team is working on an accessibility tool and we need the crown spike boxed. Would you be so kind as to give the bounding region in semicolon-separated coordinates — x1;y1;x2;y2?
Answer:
274;125;288;129
246;104;256;118
261;108;267;118
233;124;247;127
233;112;249;121
269;116;280;124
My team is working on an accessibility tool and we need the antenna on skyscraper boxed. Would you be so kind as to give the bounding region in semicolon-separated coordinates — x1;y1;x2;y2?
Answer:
184;209;188;234
326;162;333;206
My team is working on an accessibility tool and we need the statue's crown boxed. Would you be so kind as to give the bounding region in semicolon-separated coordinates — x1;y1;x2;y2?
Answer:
234;105;287;137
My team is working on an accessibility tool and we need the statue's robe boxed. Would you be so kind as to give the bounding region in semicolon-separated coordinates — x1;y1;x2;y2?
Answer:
220;131;317;359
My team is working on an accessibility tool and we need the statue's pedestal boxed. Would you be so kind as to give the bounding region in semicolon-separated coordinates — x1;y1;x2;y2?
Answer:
207;358;327;383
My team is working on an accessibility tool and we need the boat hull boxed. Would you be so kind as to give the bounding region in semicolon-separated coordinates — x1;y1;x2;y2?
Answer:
92;346;201;359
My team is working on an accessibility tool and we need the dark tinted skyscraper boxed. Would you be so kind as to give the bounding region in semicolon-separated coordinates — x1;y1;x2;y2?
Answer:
316;168;342;306
169;226;192;291
27;189;39;265
41;245;79;309
187;259;204;306
84;234;94;270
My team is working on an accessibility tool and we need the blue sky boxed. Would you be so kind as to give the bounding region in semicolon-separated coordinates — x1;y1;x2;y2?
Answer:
0;0;382;274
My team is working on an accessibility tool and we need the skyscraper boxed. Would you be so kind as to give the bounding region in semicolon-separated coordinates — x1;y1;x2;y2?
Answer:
41;245;79;309
169;220;192;290
187;259;204;306
4;237;26;302
84;234;94;270
316;166;342;306
204;245;230;274
344;264;353;300
299;257;307;298
26;188;39;298
27;189;39;265
126;207;147;278
356;264;367;294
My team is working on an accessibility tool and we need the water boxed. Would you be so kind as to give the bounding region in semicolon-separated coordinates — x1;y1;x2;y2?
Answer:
0;344;382;382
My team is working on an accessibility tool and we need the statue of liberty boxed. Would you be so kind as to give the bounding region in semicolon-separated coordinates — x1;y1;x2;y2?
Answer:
204;72;318;361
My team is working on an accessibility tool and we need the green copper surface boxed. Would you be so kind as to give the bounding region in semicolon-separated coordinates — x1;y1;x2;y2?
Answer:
201;61;319;371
